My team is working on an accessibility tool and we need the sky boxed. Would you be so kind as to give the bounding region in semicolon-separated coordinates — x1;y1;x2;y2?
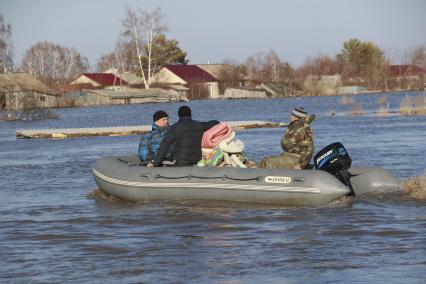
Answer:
1;0;426;70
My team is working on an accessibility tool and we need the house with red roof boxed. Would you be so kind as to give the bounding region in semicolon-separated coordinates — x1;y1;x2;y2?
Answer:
152;65;219;99
389;65;425;90
63;71;188;106
390;65;425;79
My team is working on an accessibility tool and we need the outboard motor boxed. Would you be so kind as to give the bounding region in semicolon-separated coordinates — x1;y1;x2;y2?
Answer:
314;142;355;196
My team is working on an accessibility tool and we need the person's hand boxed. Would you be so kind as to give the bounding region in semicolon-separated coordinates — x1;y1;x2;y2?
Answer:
147;162;154;167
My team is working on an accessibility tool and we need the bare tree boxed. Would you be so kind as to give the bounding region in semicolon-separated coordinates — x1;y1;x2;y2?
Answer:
122;6;167;89
21;42;89;90
399;45;426;90
264;49;281;82
405;45;426;69
297;54;339;82
216;59;245;93
242;51;295;84
97;52;116;72
115;41;137;72
0;14;13;73
97;41;135;72
244;52;264;84
264;50;295;83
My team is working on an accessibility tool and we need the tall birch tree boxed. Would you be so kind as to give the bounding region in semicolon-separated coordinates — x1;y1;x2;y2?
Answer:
264;49;282;82
122;6;167;89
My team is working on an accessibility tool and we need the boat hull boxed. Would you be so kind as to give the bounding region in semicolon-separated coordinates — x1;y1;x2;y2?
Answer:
92;156;400;205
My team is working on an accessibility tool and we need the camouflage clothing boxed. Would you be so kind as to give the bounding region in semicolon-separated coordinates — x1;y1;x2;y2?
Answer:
138;124;171;162
259;114;315;169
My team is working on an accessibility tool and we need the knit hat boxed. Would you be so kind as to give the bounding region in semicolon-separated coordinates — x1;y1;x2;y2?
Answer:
291;107;307;118
178;105;192;118
153;110;168;122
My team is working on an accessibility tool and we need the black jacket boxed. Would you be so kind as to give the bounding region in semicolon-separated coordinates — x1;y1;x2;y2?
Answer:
153;117;219;166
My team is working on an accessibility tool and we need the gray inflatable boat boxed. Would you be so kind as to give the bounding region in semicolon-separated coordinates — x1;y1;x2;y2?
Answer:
92;155;400;206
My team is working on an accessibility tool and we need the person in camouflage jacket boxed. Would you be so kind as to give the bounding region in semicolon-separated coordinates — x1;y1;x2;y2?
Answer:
259;107;315;169
138;110;173;162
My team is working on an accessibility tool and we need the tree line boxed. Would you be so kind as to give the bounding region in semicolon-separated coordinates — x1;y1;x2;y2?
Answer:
1;10;425;93
220;40;426;92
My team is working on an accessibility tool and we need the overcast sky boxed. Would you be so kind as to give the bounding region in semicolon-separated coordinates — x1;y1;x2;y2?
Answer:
1;0;425;69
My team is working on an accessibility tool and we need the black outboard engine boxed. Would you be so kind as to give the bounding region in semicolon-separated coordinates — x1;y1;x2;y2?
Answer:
314;142;355;196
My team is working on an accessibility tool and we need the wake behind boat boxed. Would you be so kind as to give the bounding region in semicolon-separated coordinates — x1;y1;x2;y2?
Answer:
92;154;400;206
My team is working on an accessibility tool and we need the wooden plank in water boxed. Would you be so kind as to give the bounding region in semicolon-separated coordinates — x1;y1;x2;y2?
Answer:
16;120;287;139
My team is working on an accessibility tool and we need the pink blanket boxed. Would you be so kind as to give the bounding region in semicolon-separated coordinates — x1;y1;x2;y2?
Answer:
201;123;232;148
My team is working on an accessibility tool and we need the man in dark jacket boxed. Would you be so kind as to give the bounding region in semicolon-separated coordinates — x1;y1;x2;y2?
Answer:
151;106;219;167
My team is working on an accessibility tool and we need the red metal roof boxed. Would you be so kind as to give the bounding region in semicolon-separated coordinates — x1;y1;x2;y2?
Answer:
390;65;425;77
165;65;217;83
82;73;128;86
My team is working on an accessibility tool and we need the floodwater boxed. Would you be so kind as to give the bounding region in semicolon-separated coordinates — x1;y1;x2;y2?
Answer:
1;91;425;283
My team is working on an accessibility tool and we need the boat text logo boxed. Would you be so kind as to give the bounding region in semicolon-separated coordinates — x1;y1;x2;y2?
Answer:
264;176;292;184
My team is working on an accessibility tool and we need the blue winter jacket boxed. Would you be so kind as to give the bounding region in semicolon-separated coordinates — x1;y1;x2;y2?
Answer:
138;124;171;162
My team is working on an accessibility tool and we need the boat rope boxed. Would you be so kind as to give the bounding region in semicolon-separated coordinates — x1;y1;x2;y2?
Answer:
141;173;262;181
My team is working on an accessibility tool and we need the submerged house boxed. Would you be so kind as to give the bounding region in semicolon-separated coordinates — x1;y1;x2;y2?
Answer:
338;85;368;95
223;82;298;100
65;88;187;107
223;87;268;99
152;65;219;99
67;73;129;91
103;68;144;85
197;64;227;93
258;82;298;97
303;75;342;96
197;64;226;80
0;73;57;110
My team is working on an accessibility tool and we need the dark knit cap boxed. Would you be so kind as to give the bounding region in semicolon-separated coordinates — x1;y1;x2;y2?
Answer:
153;110;168;122
178;105;192;118
291;107;307;118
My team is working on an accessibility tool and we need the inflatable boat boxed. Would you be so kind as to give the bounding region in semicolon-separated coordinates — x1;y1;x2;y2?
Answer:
92;145;400;206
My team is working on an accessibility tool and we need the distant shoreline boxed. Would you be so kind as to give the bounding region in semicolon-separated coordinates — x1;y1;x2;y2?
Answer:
215;89;425;101
292;89;425;98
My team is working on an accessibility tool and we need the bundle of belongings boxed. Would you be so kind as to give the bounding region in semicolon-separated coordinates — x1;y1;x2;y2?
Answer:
197;123;256;168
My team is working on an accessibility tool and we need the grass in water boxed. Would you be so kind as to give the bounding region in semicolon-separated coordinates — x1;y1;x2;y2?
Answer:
399;94;426;115
402;173;426;199
377;95;390;117
414;95;426;115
